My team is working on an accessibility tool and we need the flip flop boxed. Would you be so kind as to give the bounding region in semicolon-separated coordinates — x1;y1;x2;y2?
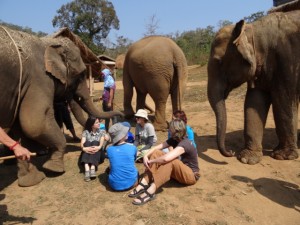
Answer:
128;182;149;198
132;190;156;206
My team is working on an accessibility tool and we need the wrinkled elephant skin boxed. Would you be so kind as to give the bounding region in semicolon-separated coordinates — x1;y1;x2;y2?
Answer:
0;26;122;186
207;10;300;164
123;36;188;131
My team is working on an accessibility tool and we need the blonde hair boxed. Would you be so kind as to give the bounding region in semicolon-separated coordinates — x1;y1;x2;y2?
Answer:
169;119;186;140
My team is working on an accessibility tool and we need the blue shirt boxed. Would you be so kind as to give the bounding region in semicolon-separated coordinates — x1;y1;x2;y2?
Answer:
126;131;135;143
107;143;138;191
168;125;197;149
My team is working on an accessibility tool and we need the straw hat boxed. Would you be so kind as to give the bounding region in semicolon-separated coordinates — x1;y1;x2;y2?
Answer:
108;123;129;145
134;109;149;120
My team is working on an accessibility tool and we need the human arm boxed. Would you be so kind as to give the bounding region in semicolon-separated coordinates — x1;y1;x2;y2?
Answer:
97;135;105;151
133;135;139;147
144;145;184;169
0;127;31;160
149;146;184;164
80;136;97;154
139;136;154;151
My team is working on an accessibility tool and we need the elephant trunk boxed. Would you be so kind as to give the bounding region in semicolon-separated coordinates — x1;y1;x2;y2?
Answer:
82;97;123;119
207;66;233;157
69;99;87;127
74;80;124;120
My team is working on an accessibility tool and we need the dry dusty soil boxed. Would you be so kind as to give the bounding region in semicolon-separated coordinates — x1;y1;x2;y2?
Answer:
0;65;299;225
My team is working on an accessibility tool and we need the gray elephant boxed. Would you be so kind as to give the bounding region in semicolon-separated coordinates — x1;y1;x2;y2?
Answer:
0;26;123;186
123;36;188;131
207;7;299;164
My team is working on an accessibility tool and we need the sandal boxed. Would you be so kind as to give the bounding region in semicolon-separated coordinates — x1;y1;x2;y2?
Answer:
128;182;149;198
132;190;156;205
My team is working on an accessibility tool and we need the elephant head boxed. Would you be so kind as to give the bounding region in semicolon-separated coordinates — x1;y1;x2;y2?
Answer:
207;20;257;157
42;34;123;123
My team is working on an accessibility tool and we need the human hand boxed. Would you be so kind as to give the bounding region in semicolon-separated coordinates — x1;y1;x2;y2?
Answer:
85;147;96;154
143;156;151;169
13;144;32;161
107;102;112;109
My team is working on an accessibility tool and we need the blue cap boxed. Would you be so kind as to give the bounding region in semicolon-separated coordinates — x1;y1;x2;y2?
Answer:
100;123;105;130
121;121;131;129
101;68;112;77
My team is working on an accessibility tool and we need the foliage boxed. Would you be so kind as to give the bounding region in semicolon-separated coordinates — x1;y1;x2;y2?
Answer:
174;26;215;65
243;11;266;23
0;20;47;37
52;0;119;55
104;35;133;59
217;20;233;29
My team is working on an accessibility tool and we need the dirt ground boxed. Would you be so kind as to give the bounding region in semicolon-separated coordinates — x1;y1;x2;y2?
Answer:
0;66;299;225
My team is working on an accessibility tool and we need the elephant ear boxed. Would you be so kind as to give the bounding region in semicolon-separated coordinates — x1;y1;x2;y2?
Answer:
44;45;67;84
232;20;256;74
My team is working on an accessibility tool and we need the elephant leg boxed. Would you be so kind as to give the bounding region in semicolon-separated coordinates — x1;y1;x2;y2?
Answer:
123;73;135;117
238;88;271;165
152;98;168;131
17;159;46;187
136;91;146;112
19;97;66;173
271;93;299;160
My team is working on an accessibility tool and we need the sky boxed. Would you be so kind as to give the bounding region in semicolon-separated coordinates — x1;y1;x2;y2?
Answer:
0;0;274;43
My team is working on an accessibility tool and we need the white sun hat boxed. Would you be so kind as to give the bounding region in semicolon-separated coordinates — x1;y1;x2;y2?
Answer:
134;109;149;120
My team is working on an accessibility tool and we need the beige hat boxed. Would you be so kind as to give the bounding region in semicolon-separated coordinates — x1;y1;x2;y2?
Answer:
134;109;148;120
108;123;129;145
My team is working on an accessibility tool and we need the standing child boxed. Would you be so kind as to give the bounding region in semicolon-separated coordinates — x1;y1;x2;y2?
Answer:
80;116;105;182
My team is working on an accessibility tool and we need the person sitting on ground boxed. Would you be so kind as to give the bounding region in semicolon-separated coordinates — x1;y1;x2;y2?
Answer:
133;109;157;158
170;110;197;149
121;121;135;143
128;119;200;205
106;123;139;191
80;116;106;182
0;127;32;160
54;100;80;142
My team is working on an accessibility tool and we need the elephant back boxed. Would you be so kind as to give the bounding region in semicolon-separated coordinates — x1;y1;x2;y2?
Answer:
0;26;40;128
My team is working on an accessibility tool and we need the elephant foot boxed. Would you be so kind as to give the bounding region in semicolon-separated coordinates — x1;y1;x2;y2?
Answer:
43;159;65;173
272;148;298;160
18;162;46;187
123;109;135;119
238;149;262;165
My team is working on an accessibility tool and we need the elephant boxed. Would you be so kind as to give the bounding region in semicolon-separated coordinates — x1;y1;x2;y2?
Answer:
123;36;188;131
207;8;300;164
0;26;123;186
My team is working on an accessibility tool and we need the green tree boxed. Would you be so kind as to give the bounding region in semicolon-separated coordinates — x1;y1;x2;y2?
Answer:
217;20;233;29
243;11;265;23
104;35;132;58
0;20;47;37
52;0;119;54
175;26;215;65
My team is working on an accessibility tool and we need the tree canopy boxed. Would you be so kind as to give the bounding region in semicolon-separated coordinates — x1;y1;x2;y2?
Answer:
52;0;119;54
